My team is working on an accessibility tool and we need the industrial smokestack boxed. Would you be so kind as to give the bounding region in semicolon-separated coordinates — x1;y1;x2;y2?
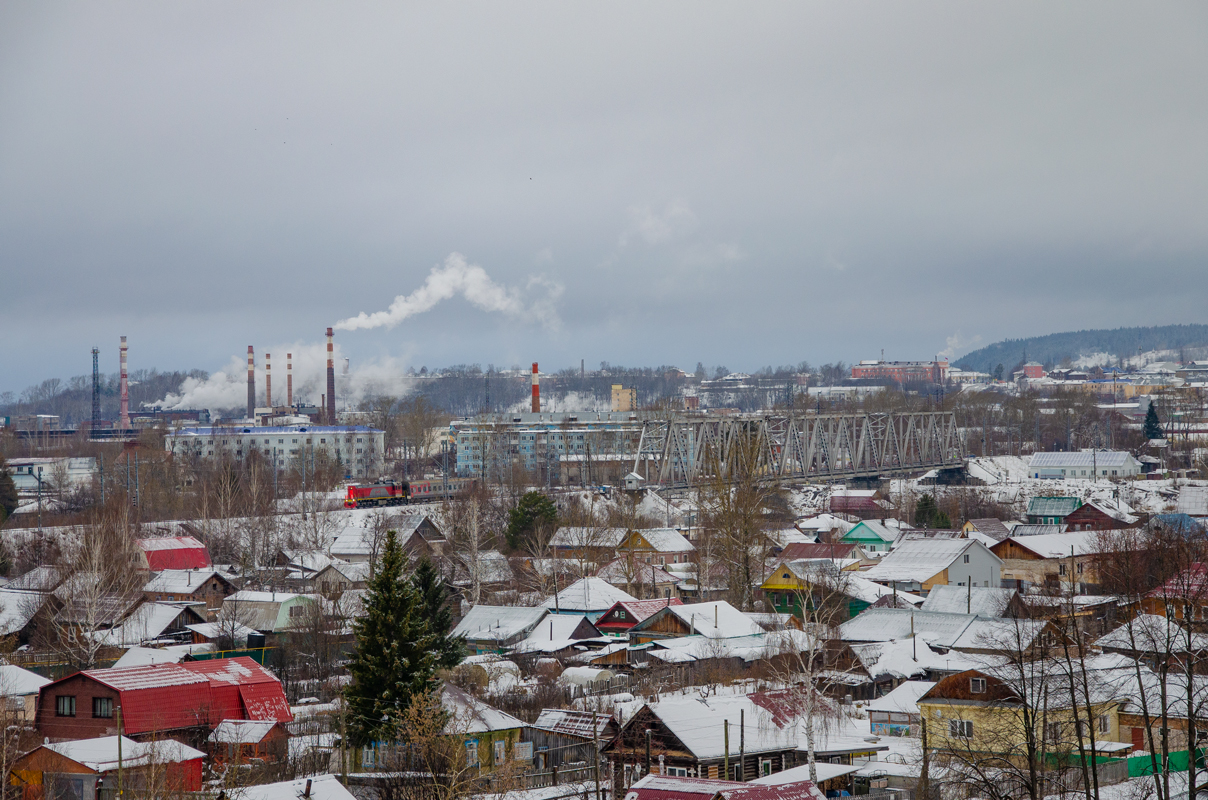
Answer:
531;362;540;413
287;353;293;408
265;353;272;408
326;327;336;425
247;346;255;420
119;336;130;431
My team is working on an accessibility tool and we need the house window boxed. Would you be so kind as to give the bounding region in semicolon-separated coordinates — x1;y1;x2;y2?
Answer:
617;610;626;620
963;554;970;564
464;739;479;767
760;758;773;776
667;767;688;777
93;697;114;718
1059;564;1067;576
289;604;304;617
55;696;76;717
970;677;986;693
1077;562;1084;574
949;719;973;739
494;740;507;765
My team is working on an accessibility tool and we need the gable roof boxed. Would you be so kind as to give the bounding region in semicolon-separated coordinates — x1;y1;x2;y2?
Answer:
235;774;356;800
543;578;636;612
208;719;281;744
652;601;765;639
550;527;629;549
441;684;525;733
1026;496;1082;517
866;680;937;716
136;537;212;570
452;604;548;643
992;530;1107;559
512;614;606;654
920;586;1018;616
0;663;51;696
861;539;1000;584
779;542;863;561
843;520;908;544
964;519;1011;541
43;736;205;772
628;528;695;553
597;558;679;586
628;693;798;759
596;598;685;629
143;569;230;595
1030;451;1139;469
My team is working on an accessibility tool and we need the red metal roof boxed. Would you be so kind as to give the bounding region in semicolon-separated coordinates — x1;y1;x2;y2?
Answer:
779;542;860;560
59;657;290;734
717;781;826;800
626;774;743;800
137;537;212;570
597;598;685;631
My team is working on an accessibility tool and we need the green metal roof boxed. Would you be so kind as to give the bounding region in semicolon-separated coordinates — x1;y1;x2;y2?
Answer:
1026;496;1082;517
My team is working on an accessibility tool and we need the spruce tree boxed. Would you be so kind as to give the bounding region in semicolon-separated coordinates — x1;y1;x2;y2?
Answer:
506;490;558;550
1144;403;1163;440
0;454;16;524
345;530;439;748
914;494;938;529
412;557;464;669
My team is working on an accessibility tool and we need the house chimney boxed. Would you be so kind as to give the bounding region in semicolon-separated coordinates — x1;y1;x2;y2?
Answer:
287;353;293;408
326;327;336;424
119;336;131;431
247;346;255;419
265;353;272;408
531;362;540;413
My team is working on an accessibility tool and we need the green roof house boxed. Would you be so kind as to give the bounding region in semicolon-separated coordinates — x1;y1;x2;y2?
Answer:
1026;496;1082;525
840;520;912;554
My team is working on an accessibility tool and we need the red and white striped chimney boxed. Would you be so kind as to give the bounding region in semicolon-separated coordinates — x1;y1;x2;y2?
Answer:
265;353;272;408
287;353;293;408
531;362;540;413
247;346;255;419
119;336;130;431
326;327;336;425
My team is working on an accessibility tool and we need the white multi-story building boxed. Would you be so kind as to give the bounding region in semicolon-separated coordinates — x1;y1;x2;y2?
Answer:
164;424;385;479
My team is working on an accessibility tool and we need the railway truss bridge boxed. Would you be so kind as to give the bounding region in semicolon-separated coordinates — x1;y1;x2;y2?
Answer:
631;411;961;488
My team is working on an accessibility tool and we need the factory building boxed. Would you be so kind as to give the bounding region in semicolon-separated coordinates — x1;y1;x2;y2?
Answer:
851;359;949;383
164;424;385;479
451;412;655;485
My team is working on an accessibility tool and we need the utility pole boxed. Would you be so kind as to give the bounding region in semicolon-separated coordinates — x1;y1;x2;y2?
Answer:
645;729;651;777
593;713;602;800
724;719;730;779
739;709;745;781
117;705;124;799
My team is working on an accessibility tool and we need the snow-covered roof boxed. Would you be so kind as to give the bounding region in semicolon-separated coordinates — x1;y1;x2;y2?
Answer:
844;520;909;544
441;684;525;733
533;709;613;738
861;539;998;584
543;578;636;612
866;680;937;716
839;609;978;647
850;638;949;679
0;588;46;635
233;774;356;800
112;645;213;668
186;621;259;643
636;693;797;759
997;530;1107;559
143;569;226;595
94;602;193;646
330;514;435;555
1095;614;1208;652
6;565;61;591
279;549;347;574
512;614;607;654
631;528;695;553
550;527;628;548
920;586;1017;616
0;663;51;696
750;761;860;786
452;604;548;642
209;719;279;744
663;601;765;638
45;736;204;772
1029;451;1139;469
596;558;679;586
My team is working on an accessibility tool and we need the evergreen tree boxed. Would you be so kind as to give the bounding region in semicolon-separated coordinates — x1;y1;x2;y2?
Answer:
412;557;464;669
345;530;439;748
0;454;16;525
914;493;950;529
1144;403;1163;440
505;490;558;550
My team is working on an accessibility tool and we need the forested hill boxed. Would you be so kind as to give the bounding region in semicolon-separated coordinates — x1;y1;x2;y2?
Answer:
955;324;1208;374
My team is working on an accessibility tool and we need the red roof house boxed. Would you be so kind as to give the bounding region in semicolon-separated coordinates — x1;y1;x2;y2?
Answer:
35;657;291;742
595;598;684;635
778;542;866;561
136;536;212;570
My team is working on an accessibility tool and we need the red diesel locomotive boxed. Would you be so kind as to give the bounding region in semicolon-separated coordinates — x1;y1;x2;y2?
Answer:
344;477;478;509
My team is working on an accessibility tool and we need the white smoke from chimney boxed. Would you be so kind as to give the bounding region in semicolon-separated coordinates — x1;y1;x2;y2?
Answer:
334;252;562;332
156;342;414;412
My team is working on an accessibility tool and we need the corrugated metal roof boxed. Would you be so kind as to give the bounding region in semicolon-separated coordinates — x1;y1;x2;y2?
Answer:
920;586;1016;616
138;537;212;570
627;774;743;800
1029;451;1138;469
1026;496;1082;517
452;604;548;642
861;539;993;584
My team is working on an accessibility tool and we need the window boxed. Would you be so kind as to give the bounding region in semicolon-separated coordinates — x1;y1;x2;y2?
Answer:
465;739;479;767
1059;563;1067;576
668;767;689;777
55;695;76;717
963;554;970;564
1077;562;1084;574
617;610;627;620
949;719;973;739
970;677;986;693
1046;721;1062;742
1098;714;1110;734
494;740;507;765
760;758;773;776
289;604;304;617
93;697;114;718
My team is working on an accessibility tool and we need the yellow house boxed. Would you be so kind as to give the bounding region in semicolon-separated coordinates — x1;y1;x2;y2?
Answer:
918;669;1125;767
760;559;887;621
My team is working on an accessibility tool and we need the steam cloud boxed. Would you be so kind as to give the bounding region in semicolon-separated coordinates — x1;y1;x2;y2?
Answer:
335;252;561;332
156;343;413;411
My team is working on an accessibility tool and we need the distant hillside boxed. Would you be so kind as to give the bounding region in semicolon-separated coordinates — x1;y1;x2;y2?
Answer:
955;324;1208;374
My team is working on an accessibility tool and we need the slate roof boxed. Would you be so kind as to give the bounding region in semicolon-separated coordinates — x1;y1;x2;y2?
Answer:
861;539;998;584
452;604;548;643
920;586;1017;616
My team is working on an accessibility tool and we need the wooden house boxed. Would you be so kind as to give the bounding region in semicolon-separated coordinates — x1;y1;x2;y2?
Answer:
207;719;290;765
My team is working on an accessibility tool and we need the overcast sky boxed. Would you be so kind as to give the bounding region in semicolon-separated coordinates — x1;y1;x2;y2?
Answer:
2;2;1206;396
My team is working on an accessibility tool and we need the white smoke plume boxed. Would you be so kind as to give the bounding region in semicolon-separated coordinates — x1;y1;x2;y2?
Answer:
334;252;562;332
155;342;413;412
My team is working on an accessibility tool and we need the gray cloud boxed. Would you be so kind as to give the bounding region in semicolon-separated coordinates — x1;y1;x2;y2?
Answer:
2;2;1206;391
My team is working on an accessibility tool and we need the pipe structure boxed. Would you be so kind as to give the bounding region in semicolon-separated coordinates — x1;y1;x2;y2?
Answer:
287;353;293;407
265;353;272;408
247;346;255;419
326;327;336;425
531;362;540;413
119;336;131;430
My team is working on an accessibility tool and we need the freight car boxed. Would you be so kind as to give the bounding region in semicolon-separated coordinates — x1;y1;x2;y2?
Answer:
344;477;478;508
